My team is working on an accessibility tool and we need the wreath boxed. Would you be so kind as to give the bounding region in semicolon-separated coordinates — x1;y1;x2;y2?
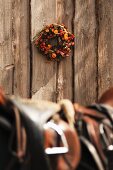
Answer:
33;24;75;61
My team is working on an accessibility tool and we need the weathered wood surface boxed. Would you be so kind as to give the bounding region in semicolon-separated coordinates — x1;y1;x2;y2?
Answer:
56;0;74;101
0;0;30;98
31;0;57;101
97;0;113;99
1;0;113;105
12;0;30;97
0;0;14;95
74;0;97;105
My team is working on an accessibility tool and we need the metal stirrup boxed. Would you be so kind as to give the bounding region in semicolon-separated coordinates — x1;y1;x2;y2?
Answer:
44;121;69;155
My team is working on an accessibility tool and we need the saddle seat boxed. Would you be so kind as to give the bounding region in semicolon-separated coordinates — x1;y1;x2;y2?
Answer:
0;94;80;170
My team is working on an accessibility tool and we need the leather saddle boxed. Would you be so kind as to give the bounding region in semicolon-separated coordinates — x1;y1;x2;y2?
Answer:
0;91;80;170
1;87;113;170
74;102;113;170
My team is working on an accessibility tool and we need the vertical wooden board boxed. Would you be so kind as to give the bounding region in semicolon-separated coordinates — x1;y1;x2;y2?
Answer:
97;0;113;99
0;66;14;95
56;0;74;101
31;0;57;101
74;0;97;105
12;0;30;98
0;0;14;95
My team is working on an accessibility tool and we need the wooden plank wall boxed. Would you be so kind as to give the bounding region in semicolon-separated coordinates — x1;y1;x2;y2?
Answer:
75;0;113;104
97;0;113;99
31;0;74;102
0;0;30;97
74;0;97;105
31;0;57;101
56;0;74;102
0;0;14;95
0;0;113;105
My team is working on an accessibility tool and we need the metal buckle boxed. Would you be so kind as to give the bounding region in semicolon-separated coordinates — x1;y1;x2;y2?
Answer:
43;121;69;155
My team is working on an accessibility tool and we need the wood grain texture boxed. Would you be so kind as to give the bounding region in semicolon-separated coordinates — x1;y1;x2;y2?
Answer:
74;0;97;105
12;0;30;97
97;0;113;99
0;0;14;95
31;0;57;101
56;0;74;102
1;0;113;104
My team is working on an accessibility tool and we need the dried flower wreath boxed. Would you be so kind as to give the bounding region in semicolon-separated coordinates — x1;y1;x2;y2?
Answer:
33;24;75;61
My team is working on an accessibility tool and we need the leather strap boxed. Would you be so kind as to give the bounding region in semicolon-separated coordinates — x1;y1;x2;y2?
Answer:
80;137;104;170
74;103;106;120
87;104;113;123
10;99;50;170
44;116;81;170
82;116;107;165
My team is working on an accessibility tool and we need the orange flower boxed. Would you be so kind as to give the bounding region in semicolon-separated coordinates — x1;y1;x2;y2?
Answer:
64;33;68;40
51;53;57;58
54;30;58;34
48;44;52;49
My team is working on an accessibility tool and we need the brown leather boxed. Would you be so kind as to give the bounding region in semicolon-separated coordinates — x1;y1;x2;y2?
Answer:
74;103;106;120
13;107;27;159
74;96;113;169
2;87;113;170
44;116;81;170
6;106;27;170
101;123;113;146
7;97;81;170
0;88;5;104
98;87;113;106
82;116;107;164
